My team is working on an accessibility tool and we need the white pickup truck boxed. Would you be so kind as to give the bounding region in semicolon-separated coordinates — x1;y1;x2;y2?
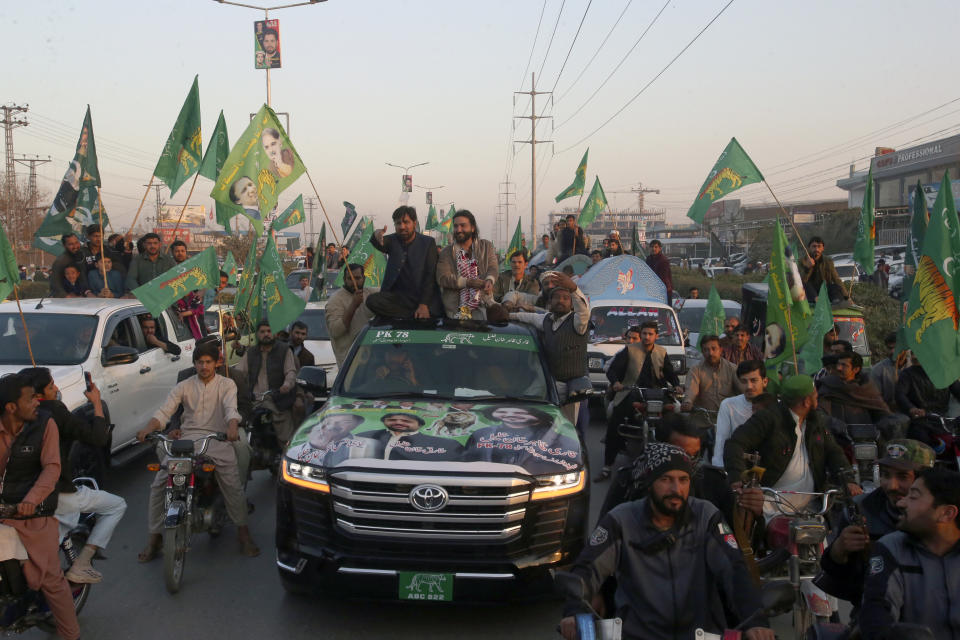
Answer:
0;298;196;464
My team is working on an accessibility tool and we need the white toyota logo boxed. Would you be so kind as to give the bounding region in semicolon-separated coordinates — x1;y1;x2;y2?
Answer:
409;484;448;512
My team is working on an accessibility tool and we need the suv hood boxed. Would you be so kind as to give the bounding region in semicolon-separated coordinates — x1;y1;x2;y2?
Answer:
287;397;582;476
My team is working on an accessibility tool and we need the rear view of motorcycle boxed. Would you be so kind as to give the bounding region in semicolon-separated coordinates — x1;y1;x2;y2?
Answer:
248;391;283;475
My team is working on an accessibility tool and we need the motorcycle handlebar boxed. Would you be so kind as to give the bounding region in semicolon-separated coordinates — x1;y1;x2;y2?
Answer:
761;487;839;516
148;431;228;457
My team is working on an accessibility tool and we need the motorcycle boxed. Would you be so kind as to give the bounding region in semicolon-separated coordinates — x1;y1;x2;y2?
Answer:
248;391;283;476
917;413;960;471
147;431;228;594
759;487;840;640
0;499;91;633
841;423;880;489
616;386;680;456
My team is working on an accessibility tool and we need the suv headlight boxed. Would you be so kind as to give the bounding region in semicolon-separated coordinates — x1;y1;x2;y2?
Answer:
282;459;330;493
531;470;585;501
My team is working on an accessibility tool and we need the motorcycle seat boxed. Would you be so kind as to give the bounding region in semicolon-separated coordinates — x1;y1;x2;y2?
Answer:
170;440;195;456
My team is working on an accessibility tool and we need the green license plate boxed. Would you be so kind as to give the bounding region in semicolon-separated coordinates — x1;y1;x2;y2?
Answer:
398;572;454;602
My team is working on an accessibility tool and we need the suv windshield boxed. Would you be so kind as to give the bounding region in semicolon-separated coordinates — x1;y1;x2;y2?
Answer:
0;314;100;365
301;308;329;340
589;306;682;346
342;328;550;401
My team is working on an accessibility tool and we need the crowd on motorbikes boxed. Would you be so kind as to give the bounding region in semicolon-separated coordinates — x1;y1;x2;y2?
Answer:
555;314;960;639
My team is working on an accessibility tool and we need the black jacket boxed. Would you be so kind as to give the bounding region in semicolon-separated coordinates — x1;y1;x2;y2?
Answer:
895;365;960;415
370;231;442;315
39;399;110;494
723;402;852;491
565;497;764;640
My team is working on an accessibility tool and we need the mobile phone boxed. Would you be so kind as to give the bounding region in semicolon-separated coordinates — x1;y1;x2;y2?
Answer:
83;371;93;392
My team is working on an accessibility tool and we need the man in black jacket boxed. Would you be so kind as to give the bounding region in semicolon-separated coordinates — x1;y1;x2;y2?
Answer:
366;206;441;319
20;367;127;585
559;443;773;640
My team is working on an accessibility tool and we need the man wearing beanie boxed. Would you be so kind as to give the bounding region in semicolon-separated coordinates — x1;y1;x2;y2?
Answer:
817;439;935;612
559;442;774;640
724;375;860;517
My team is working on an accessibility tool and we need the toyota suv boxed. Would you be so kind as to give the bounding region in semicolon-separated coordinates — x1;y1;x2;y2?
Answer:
276;320;589;602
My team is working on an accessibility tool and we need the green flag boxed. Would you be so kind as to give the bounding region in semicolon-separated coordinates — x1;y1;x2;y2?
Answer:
271;195;304;232
902;181;930;303
261;235;306;333
425;205;440;232
335;222;386;288
504;218;523;266
309;222;326;302
853;166;876;276
132;247;219;317
344;216;367;252
631;224;645;259
765;220;811;374
33;106;107;256
687;137;764;224
222;252;238;287
0;225;20;302
153;76;202;197
439;205;455;232
234;237;261;326
211;104;306;236
198;111;245;230
341;201;358;238
246;272;264;330
903;172;960;388
697;285;725;348
798;283;833;375
555;149;589;202
578;176;607;227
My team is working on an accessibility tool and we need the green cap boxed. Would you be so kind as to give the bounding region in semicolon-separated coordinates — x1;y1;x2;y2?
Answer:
878;439;936;472
780;374;815;402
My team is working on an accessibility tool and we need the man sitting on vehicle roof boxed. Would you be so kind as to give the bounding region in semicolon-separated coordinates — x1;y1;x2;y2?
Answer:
493;250;540;309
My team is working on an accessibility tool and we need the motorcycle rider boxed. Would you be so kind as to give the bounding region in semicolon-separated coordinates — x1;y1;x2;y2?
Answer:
0;374;80;640
598;320;681;481
232;320;298;446
817;439;935;610
136;341;259;561
860;467;960;639
896;355;960;449
19;367;128;585
713;360;770;467
817;351;908;440
559;442;774;640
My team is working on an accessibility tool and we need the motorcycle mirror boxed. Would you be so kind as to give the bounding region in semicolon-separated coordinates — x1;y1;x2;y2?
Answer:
760;581;795;616
880;624;934;640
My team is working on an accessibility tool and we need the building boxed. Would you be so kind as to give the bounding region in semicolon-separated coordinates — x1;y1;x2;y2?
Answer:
547;206;666;249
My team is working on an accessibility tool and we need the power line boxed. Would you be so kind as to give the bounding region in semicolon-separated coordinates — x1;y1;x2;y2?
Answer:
557;0;736;153
547;0;593;94
536;0;567;80
555;0;671;131
557;0;633;102
518;0;550;90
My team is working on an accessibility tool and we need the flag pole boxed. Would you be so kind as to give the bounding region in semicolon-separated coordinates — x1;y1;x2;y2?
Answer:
784;300;799;374
763;180;812;262
167;172;202;247
12;286;35;367
304;169;360;291
127;175;155;235
96;188;111;297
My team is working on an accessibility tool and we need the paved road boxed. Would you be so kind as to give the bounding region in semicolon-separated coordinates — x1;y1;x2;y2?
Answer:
29;404;802;639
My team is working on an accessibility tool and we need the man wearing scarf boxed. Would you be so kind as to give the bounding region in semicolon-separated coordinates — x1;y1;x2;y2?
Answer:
436;210;498;320
817;351;908;439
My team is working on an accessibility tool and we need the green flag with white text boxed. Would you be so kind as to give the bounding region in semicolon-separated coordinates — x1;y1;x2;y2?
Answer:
687;137;764;224
309;222;326;302
853;166;876;276
335;221;386;288
272;195;304;232
556;149;588;202
0;225;19;302
578;176;607;227
132;247;219;317
903;172;960;388
199;111;245;230
765;220;810;374
697;285;725;348
211;104;306;236
261;235;306;333
222;252;238;287
153;76;202;197
798;283;833;375
504;218;522;266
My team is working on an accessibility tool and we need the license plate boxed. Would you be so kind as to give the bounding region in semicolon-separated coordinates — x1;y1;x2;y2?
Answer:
398;572;453;602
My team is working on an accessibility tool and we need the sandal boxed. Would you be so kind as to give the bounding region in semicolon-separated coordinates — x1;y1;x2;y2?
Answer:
594;467;612;483
137;537;162;563
239;538;261;558
65;565;103;584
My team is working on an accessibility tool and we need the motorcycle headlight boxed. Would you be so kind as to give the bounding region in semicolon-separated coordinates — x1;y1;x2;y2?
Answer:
588;356;605;371
173;474;187;487
282;459;330;493
531;470;585;501
167;458;192;475
790;520;827;545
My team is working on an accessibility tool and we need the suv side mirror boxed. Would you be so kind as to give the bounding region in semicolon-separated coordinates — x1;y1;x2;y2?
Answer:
297;366;328;395
103;345;139;366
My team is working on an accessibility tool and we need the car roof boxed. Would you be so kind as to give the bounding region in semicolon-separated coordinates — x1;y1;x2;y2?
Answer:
365;317;538;337
0;298;144;315
677;299;741;309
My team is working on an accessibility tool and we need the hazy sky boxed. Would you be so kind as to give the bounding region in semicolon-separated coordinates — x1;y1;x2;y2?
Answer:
6;0;960;247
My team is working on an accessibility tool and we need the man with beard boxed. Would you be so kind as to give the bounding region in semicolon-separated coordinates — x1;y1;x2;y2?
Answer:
49;233;91;297
860;467;960;640
260;28;280;67
357;412;461;461
559;443;773;640
681;335;741;415
233;321;298;445
896;354;960;449
722;325;763;365
817;439;934;611
818;351;908;440
645;239;673;304
326;263;377;367
603;231;624;257
366;206;442;319
799;236;845;303
125;232;175;292
493;250;540;309
465;405;578;475
436;210;499;320
287;320;315;369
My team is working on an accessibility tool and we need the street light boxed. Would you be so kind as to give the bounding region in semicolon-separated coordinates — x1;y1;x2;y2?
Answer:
415;184;443;205
212;0;329;107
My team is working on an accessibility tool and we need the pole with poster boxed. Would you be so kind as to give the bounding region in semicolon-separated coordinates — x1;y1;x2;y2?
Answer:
254;17;282;105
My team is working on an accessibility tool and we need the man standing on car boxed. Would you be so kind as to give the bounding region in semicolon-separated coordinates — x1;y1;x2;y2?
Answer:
136;341;259;561
49;233;91;298
559;442;774;640
327;263;377;368
645;239;673;304
436;210;499;320
366;206;441;319
0;375;81;640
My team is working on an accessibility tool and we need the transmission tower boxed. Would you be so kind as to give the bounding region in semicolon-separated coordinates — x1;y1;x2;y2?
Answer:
1;104;29;257
14;155;51;265
514;74;552;245
499;176;515;248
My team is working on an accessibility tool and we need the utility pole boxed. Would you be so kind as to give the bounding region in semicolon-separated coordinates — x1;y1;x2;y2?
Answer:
1;104;29;258
499;176;515;249
144;183;163;235
495;204;505;248
304;196;317;246
14;155;51;266
514;74;552;246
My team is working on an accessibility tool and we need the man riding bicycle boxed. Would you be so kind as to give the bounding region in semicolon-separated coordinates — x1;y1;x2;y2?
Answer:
136;341;259;561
